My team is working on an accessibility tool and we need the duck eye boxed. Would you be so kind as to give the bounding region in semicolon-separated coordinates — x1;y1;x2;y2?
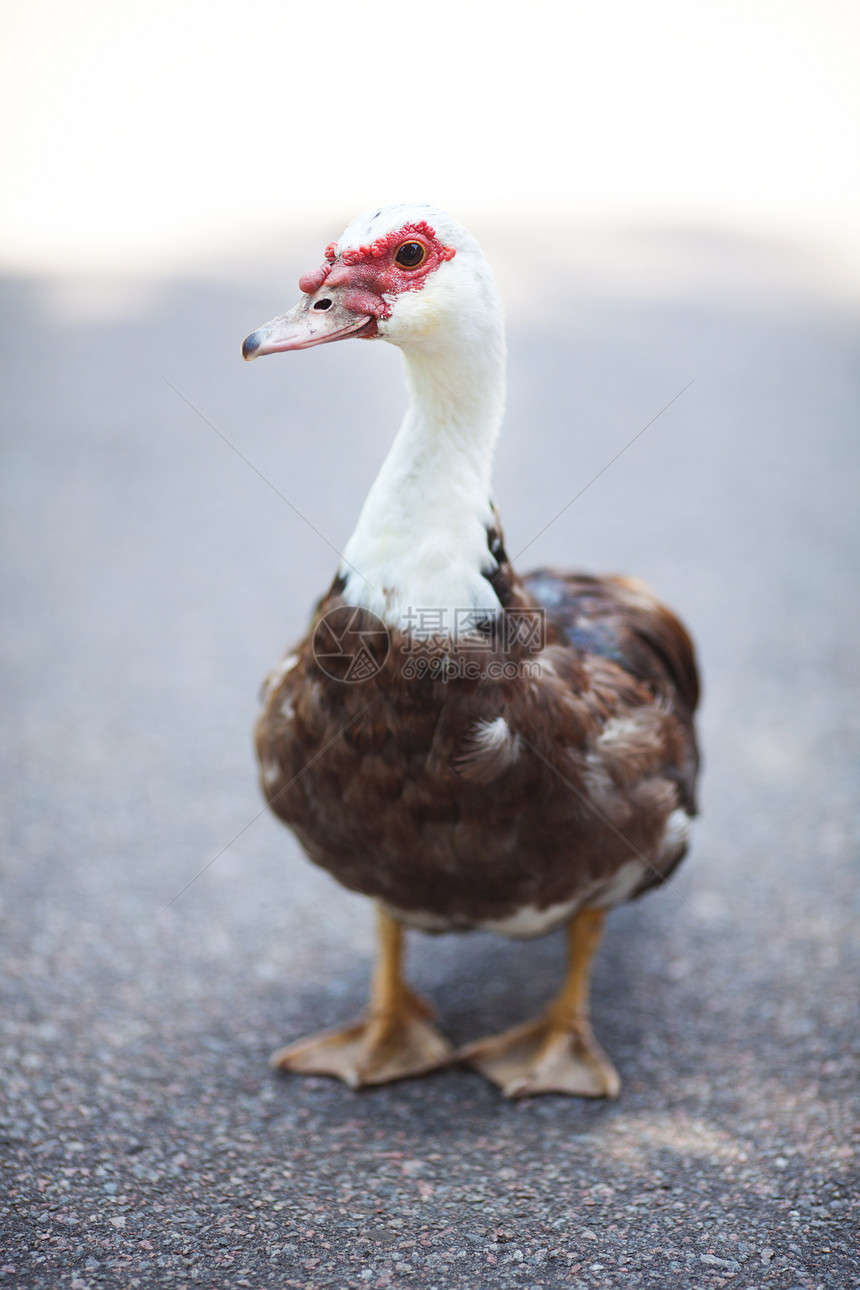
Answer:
395;241;427;269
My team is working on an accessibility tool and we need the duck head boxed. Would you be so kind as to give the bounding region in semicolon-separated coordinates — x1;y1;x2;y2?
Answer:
242;202;501;359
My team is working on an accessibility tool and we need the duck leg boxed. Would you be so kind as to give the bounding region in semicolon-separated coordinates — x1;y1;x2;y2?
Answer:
271;905;455;1088
460;907;620;1099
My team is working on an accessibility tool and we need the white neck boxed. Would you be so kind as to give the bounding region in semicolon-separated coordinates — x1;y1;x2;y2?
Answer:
340;324;507;635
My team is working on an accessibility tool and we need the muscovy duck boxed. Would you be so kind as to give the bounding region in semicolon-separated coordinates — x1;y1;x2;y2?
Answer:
242;203;700;1098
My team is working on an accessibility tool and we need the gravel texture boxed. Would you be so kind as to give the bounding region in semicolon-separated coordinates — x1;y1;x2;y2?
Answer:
1;230;858;1288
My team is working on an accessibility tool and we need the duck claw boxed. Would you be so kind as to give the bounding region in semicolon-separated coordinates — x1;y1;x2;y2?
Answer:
271;992;455;1088
459;1016;620;1099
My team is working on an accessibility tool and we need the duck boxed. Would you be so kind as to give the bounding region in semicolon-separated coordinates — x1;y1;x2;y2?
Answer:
242;203;700;1098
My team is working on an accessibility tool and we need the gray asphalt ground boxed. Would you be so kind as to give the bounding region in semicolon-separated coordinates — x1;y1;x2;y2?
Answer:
1;226;858;1289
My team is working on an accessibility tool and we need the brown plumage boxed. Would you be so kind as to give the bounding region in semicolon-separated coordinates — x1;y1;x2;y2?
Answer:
244;202;700;1097
256;545;699;931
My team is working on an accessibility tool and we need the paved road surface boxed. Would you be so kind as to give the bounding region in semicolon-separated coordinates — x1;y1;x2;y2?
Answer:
1;228;858;1288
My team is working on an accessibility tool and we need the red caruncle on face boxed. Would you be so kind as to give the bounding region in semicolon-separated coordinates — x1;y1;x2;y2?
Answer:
297;220;456;325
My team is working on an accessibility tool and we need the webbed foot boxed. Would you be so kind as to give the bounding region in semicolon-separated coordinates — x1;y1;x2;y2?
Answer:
459;1014;620;1099
460;905;620;1099
271;985;454;1088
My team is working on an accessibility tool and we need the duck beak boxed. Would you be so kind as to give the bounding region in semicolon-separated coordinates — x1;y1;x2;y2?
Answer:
242;293;375;360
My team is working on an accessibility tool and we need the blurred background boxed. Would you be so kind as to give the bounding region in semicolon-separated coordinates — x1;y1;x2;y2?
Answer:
1;2;858;1283
2;0;859;280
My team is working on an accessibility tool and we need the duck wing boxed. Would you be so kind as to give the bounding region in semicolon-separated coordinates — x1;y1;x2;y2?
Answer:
523;567;700;815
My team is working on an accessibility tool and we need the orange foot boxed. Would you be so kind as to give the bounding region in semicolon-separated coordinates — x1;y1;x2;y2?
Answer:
460;1015;620;1099
271;986;455;1089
